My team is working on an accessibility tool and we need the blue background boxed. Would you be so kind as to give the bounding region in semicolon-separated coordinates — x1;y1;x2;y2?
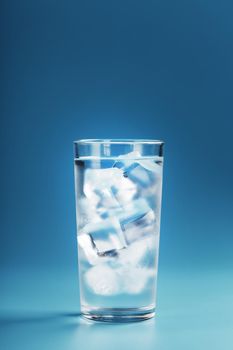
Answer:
1;0;233;349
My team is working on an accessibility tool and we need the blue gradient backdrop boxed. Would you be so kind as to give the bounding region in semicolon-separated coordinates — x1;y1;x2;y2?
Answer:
1;1;233;349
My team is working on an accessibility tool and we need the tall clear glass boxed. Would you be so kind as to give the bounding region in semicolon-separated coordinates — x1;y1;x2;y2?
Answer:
74;139;164;322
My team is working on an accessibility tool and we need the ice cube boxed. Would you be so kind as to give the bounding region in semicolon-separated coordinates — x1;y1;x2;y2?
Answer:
119;198;150;223
78;233;100;266
124;164;151;187
84;166;137;216
113;151;162;172
85;265;120;295
113;151;162;188
113;151;141;168
84;168;122;195
139;156;163;173
117;266;154;294
118;237;157;268
84;168;108;187
123;210;157;244
118;199;157;243
76;197;101;229
94;189;120;220
84;168;115;205
110;176;137;206
84;168;125;215
139;236;159;269
81;218;127;257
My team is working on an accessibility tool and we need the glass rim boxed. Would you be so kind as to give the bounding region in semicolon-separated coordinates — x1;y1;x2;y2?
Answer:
74;139;164;145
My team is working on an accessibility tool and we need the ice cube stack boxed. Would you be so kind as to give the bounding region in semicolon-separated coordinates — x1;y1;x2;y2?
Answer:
77;152;162;295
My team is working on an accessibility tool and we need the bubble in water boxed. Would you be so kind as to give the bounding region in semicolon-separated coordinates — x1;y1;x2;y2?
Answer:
79;218;127;259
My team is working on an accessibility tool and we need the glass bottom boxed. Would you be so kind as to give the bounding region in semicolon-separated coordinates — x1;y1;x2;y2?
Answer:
81;305;155;323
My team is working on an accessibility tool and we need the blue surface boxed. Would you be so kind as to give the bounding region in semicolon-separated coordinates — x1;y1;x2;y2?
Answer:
1;0;233;349
1;266;233;350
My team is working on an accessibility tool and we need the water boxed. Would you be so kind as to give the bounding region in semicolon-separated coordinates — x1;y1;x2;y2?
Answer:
74;153;163;319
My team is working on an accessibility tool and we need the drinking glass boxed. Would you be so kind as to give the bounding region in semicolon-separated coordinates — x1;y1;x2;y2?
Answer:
74;139;164;322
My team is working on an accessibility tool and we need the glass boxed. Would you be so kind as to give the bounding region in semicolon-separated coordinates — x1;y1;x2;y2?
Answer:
74;139;164;322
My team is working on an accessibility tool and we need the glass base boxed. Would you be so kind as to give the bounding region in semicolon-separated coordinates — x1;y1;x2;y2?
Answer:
81;305;155;323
